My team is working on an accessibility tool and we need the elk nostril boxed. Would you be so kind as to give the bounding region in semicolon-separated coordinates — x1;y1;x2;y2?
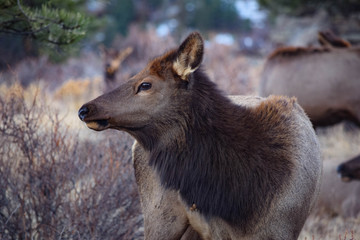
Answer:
78;106;89;121
337;164;345;173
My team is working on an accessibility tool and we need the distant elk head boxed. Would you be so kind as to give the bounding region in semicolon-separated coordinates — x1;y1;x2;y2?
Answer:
100;46;133;90
337;155;360;182
318;30;351;48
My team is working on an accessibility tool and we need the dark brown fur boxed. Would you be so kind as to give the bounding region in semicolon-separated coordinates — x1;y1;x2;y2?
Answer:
267;46;330;61
268;31;349;61
318;30;351;48
147;68;296;229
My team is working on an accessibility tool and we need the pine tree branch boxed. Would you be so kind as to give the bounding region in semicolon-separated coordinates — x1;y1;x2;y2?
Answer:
0;24;51;36
17;0;36;22
0;0;87;46
17;0;84;31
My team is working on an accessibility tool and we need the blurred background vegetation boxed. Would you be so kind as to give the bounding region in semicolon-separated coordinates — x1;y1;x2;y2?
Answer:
258;0;360;16
2;0;359;69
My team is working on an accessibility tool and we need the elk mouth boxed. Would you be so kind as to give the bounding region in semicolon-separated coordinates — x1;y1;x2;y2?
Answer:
337;170;358;182
339;175;352;182
337;164;353;182
84;119;146;132
84;119;110;131
338;172;360;182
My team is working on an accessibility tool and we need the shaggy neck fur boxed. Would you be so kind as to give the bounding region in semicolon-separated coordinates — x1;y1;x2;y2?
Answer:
136;70;295;231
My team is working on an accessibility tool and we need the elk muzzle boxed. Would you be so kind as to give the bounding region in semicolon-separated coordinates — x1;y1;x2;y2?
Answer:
337;163;360;182
78;104;110;131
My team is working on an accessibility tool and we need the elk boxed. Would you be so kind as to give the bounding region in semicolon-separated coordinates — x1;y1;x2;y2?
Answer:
337;154;360;182
317;30;351;48
79;32;322;239
100;46;133;91
315;159;360;218
259;33;360;128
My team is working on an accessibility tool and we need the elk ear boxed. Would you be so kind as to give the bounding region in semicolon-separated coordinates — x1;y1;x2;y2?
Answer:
173;32;204;80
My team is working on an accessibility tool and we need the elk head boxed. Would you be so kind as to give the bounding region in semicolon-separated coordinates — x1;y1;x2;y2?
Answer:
78;32;204;147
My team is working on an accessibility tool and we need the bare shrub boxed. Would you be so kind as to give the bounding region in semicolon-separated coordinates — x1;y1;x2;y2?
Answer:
109;27;262;95
299;214;360;239
106;25;177;89
114;25;176;69
0;86;142;239
53;77;103;110
204;42;263;95
1;26;262;97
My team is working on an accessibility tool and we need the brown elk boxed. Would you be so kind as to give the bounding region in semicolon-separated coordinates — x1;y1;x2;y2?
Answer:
79;32;322;239
337;155;360;182
315;159;360;218
317;30;351;48
259;33;360;128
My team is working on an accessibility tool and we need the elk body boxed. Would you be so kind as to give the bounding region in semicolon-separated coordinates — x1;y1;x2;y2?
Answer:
259;40;360;128
79;32;322;240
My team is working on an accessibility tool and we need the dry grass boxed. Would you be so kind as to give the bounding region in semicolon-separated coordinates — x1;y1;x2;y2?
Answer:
0;83;142;239
53;77;103;110
299;123;360;240
300;214;360;240
317;124;360;162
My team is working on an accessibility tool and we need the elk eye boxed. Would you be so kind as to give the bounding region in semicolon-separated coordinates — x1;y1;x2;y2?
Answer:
137;82;152;93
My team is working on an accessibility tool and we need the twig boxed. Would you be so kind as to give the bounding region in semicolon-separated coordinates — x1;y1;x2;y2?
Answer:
58;225;66;240
5;204;20;225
